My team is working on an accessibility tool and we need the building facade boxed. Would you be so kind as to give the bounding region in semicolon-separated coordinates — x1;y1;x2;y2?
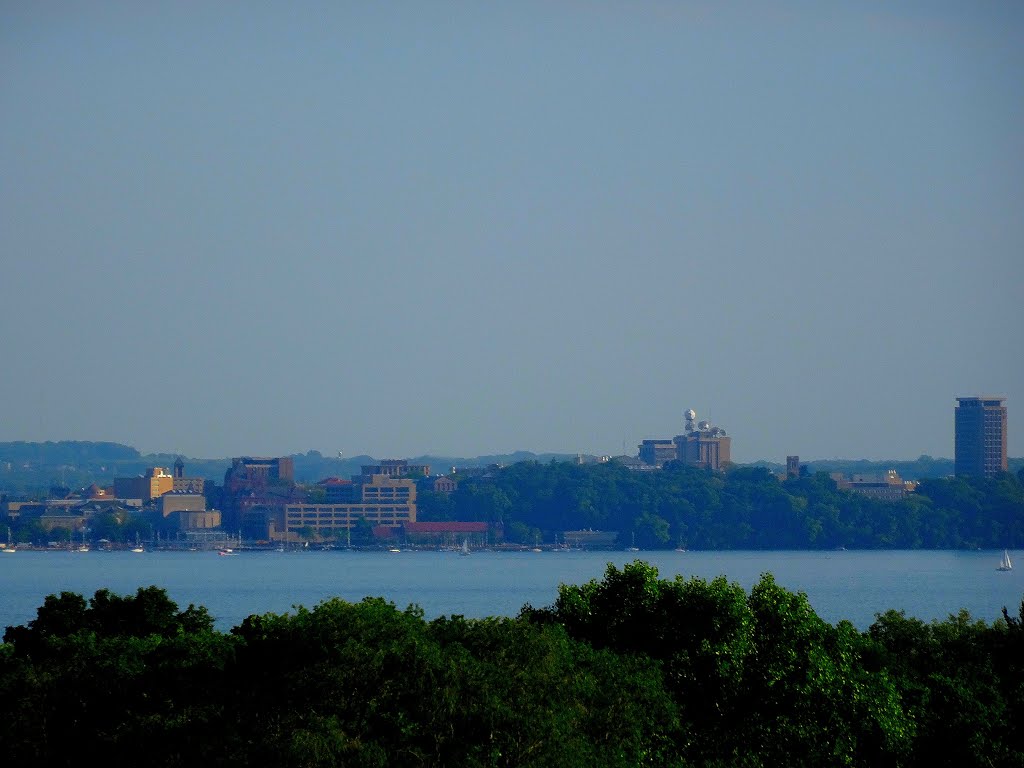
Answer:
283;474;417;541
360;459;430;478
833;470;915;501
171;457;206;494
113;467;175;502
955;396;1008;478
222;456;298;533
638;439;677;468
640;408;732;472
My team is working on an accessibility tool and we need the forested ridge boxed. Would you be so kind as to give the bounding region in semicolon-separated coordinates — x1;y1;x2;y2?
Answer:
2;565;1022;767
420;461;1024;550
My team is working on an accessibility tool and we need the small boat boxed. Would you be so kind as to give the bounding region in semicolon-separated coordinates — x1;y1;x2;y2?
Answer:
459;538;471;556
388;547;401;553
218;547;237;556
997;549;1013;572
625;532;639;552
3;526;15;553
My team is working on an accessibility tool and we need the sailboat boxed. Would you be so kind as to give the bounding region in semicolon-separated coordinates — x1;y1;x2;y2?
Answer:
3;526;15;553
997;549;1013;572
625;532;640;552
131;533;145;553
459;538;471;556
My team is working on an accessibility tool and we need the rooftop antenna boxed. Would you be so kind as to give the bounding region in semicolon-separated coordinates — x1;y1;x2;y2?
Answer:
685;408;697;434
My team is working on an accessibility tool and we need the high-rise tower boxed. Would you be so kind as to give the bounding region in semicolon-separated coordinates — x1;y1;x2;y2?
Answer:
954;396;1007;478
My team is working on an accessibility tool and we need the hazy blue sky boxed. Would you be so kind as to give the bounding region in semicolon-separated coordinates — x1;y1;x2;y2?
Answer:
2;2;1022;463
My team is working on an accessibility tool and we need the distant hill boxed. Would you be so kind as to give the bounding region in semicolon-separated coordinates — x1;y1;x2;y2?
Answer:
0;442;577;495
1;441;1020;495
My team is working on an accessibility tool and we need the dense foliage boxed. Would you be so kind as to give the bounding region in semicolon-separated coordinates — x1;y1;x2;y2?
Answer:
419;461;1024;550
2;566;1022;767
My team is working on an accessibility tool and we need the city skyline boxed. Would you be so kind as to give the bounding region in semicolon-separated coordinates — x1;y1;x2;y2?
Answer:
2;4;1021;463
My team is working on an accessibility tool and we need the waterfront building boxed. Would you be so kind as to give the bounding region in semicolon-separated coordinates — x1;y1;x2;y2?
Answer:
283;473;418;542
955;396;1008;478
404;521;488;548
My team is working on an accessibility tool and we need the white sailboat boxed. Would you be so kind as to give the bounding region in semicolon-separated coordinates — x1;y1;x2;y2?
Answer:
3;526;15;553
460;538;471;556
997;549;1013;572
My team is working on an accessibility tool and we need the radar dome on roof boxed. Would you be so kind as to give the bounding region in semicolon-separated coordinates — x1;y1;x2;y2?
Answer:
685;409;696;421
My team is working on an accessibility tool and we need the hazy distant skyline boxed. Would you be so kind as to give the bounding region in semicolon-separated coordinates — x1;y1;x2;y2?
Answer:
2;3;1022;463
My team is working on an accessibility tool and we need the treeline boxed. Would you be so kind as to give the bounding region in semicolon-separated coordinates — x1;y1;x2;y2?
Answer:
0;441;573;495
2;564;1022;767
806;455;1023;480
418;461;1024;549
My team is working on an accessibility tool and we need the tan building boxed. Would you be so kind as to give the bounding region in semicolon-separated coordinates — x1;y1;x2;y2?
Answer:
640;408;732;472
114;467;175;502
834;470;915;502
283;474;417;541
158;492;207;517
170;456;205;494
675;431;731;471
172;509;222;530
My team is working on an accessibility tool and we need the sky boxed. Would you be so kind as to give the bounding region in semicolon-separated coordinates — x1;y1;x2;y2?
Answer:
2;2;1022;464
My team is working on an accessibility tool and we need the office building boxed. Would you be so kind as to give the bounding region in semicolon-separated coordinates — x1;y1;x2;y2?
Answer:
283;474;418;542
673;409;731;471
955;396;1008;478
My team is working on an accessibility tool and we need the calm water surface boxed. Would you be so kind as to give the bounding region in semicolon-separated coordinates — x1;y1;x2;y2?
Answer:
1;549;1020;632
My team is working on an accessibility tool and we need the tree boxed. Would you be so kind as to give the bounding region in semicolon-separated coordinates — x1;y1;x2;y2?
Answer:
349;516;375;546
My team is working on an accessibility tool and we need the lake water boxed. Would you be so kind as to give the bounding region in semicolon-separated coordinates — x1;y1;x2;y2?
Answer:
1;549;1020;633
